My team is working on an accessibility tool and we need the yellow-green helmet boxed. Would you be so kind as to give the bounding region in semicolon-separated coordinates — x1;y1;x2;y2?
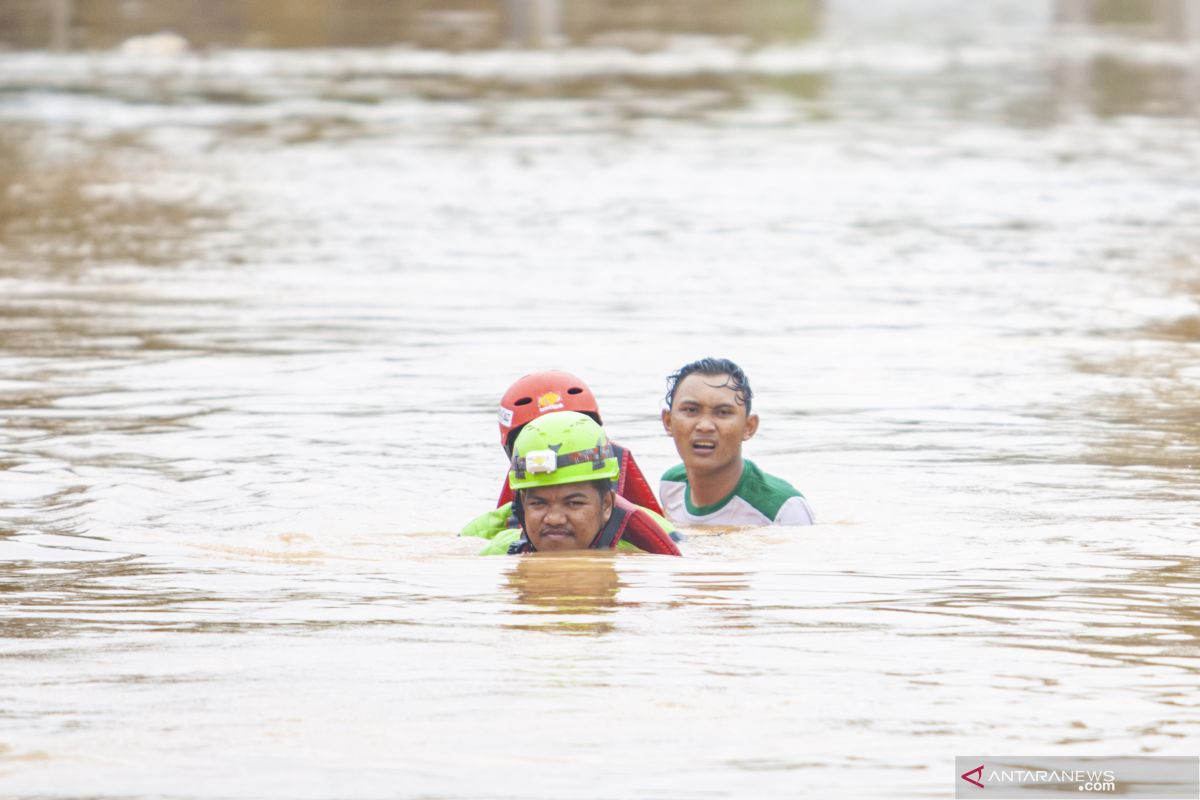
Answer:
508;410;619;491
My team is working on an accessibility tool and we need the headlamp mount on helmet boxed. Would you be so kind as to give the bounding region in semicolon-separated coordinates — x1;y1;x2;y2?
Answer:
511;440;615;480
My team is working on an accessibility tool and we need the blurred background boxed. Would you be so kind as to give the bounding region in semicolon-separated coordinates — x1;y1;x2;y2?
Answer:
1;0;1199;50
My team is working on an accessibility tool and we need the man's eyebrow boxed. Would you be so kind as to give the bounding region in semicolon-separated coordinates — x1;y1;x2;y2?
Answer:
676;397;737;409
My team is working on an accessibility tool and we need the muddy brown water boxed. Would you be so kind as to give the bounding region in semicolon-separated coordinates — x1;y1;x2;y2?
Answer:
1;3;1198;798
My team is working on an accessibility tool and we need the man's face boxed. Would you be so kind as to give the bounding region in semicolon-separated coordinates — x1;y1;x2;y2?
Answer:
661;372;759;476
522;483;614;552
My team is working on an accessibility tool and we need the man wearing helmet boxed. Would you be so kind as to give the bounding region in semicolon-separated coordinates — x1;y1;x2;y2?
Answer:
494;370;662;512
461;370;662;541
479;411;681;556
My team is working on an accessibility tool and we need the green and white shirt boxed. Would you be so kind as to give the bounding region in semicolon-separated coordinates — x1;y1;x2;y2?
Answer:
659;460;815;526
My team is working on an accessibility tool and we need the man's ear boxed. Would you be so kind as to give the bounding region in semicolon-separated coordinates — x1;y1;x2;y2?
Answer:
743;413;760;440
661;409;672;432
601;490;614;524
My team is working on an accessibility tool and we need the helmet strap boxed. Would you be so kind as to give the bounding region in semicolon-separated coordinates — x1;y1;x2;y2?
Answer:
512;492;526;528
511;441;615;479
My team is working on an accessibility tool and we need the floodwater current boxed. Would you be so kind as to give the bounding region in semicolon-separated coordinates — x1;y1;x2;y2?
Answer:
1;3;1199;798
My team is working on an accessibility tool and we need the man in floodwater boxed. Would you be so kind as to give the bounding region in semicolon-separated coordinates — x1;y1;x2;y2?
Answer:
479;411;681;556
461;370;662;541
660;358;815;526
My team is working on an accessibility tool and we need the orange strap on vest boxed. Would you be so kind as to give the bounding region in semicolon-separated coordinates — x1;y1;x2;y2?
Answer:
598;496;681;556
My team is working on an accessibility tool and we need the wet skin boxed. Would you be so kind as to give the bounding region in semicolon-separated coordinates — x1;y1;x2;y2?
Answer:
661;372;759;507
521;483;615;552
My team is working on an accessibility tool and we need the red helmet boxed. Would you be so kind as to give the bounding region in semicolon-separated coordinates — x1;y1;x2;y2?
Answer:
498;370;602;451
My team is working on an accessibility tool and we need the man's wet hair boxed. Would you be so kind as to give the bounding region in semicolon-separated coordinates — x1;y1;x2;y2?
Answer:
665;358;753;413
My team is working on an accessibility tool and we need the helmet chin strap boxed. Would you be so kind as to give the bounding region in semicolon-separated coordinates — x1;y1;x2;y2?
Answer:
509;493;534;553
512;492;526;528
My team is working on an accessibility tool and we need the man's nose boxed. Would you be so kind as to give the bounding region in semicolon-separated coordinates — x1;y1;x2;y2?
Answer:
695;414;717;431
544;505;568;524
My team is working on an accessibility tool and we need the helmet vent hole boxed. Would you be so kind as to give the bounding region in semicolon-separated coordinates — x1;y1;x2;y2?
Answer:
514;397;533;406
567;387;583;394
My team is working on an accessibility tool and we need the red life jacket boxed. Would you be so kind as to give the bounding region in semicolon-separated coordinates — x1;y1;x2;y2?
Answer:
507;495;681;556
496;441;664;515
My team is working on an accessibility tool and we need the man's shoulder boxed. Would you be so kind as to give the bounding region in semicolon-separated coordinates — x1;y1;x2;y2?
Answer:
477;528;522;556
660;462;689;483
614;495;683;552
741;459;804;497
615;494;677;531
738;460;809;522
460;502;515;539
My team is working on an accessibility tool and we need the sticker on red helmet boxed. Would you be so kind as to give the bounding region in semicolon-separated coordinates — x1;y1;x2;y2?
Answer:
498;406;514;427
537;391;564;413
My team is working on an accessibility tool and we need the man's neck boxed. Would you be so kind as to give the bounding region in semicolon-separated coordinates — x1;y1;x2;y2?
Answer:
687;457;745;508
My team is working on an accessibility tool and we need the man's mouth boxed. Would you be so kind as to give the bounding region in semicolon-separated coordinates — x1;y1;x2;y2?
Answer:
691;439;717;453
541;528;573;539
